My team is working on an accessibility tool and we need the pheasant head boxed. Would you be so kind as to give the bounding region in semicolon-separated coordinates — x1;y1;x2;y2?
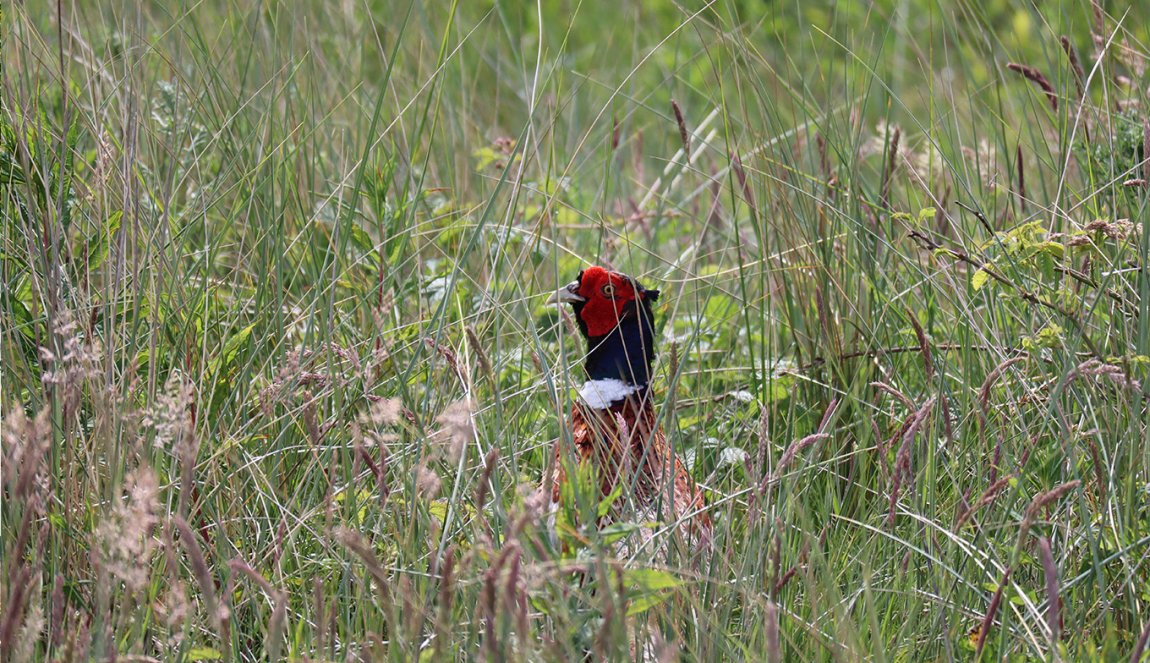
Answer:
549;266;661;408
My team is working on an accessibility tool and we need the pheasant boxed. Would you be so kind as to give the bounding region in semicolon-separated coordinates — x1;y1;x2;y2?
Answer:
544;266;710;550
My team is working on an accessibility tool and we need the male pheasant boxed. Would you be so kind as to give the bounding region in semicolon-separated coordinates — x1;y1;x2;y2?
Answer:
544;266;710;549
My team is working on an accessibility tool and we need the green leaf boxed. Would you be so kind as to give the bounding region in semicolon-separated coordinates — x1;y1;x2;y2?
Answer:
599;521;648;546
971;268;991;291
623;568;684;616
624;568;684;592
221;323;256;365
627;591;676;616
188;648;223;661
597;483;623;518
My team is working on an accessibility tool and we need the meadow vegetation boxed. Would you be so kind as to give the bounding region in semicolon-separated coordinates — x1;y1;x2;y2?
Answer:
2;0;1150;660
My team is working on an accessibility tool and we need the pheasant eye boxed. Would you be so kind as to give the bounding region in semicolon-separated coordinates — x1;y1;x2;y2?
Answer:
601;283;616;297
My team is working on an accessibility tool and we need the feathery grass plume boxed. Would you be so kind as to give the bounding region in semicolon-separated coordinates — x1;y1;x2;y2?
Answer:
671;99;690;158
39;309;103;418
1061;36;1085;97
2;406;51;518
228;560;287;662
96;466;160;595
475;447;499;521
465;325;494;385
49;573;64;649
425;337;468;388
147;373;199;518
363;396;403;429
772;433;829;482
416;463;442;499
887;397;935;526
765;601;781;663
301;390;323;446
1022;480;1081;538
9;590;43;663
817;398;839;431
955;475;1014;530
434;398;474;464
1006;63;1058;111
505;544;528;643
334;527;393;609
755;404;771;482
356;397;401;504
975;568;1013;657
146;371;195;454
1082;433;1107;506
769;399;837;483
172;516;222;636
1065;359;1140;392
906;313;934;380
0;564;36;662
871;381;914;412
480;544;509;659
731;153;757;218
770;518;784;593
978;357;1027;421
155;525;190;642
1037;537;1060;645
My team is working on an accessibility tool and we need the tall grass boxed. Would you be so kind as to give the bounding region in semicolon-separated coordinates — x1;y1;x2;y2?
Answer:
2;1;1149;660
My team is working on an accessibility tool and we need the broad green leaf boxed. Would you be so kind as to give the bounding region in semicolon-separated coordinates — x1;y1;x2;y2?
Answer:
971;268;991;291
624;568;684;592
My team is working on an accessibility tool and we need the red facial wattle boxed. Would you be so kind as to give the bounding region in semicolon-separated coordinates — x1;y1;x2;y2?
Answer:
576;266;639;337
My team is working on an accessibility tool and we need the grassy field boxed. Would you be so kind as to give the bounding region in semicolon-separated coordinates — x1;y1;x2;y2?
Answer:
3;0;1150;660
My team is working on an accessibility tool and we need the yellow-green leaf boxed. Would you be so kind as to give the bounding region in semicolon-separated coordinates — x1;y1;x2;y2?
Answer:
971;269;990;291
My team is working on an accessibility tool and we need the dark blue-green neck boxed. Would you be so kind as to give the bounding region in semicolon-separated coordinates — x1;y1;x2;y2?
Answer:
576;302;657;389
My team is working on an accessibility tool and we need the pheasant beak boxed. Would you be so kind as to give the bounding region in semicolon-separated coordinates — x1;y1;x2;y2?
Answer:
546;281;585;305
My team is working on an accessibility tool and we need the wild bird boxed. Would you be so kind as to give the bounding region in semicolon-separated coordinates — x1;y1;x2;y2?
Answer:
543;266;711;552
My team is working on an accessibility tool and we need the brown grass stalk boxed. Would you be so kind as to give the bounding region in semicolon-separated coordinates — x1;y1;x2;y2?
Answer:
978;357;1027;421
228;559;287;661
334;527;393;610
871;381;914;412
975;567;1012;657
732;153;758;218
887;397;935;526
766;601;781;663
1022;480;1081;537
172;516;221;636
1006;62;1058;111
955;475;1014;530
671;99;690;158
